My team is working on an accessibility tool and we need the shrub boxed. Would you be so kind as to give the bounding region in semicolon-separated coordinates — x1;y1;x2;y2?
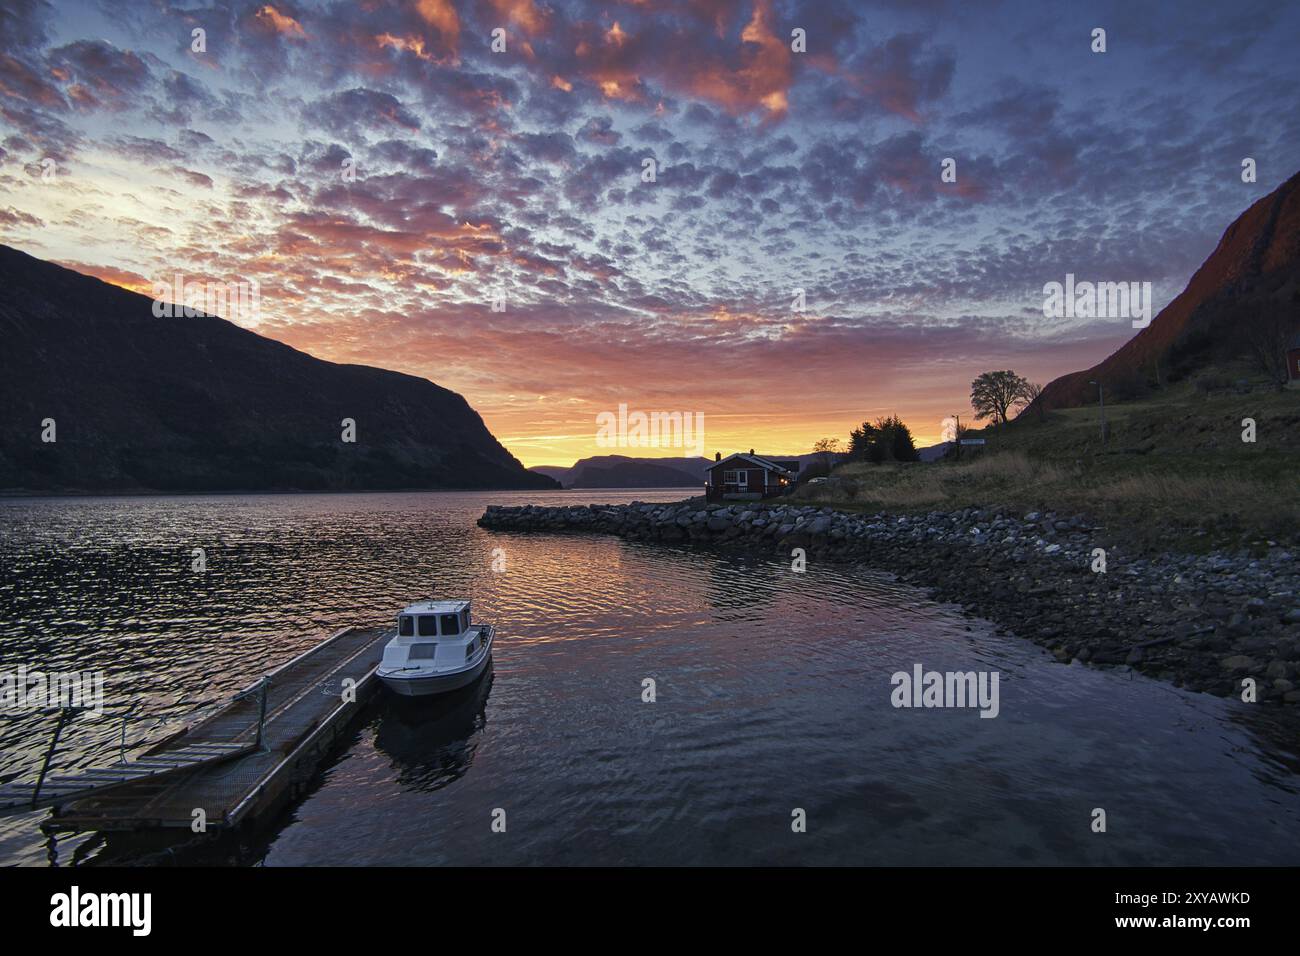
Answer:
1194;374;1232;396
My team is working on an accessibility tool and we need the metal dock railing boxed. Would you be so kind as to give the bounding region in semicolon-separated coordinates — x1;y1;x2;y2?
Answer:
1;625;390;833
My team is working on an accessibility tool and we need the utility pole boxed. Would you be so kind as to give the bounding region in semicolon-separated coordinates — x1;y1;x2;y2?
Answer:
953;414;961;460
1089;380;1106;446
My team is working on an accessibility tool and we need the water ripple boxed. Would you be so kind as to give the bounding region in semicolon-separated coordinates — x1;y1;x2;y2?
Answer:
0;490;1297;866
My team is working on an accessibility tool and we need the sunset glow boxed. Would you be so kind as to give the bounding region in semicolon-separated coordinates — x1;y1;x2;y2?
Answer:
2;0;1295;466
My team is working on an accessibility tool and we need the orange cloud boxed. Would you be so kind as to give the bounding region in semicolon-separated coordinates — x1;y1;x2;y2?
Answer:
703;0;791;118
376;33;434;61
484;0;548;36
256;5;307;39
415;0;461;54
569;0;794;118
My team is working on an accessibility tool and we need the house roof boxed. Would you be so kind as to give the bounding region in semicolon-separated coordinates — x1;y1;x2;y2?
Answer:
712;452;797;476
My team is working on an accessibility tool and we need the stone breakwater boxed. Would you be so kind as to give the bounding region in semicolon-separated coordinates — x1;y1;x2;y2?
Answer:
480;501;1300;709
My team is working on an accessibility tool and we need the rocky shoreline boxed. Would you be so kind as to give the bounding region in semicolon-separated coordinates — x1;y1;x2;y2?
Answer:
480;500;1300;709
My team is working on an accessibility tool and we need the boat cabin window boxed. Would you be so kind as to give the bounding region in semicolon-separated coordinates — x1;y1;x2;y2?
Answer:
440;613;461;636
417;615;438;637
398;615;414;637
409;644;438;660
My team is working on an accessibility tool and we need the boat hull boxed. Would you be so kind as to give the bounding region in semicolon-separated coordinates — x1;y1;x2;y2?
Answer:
379;649;492;698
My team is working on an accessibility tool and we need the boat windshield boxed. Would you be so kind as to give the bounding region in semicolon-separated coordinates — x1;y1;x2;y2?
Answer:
398;615;414;637
440;613;461;636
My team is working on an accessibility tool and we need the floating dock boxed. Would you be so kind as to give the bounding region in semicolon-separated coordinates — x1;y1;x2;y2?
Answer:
3;625;389;833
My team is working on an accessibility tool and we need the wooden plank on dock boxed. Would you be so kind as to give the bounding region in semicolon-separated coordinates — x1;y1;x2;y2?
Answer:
48;625;390;832
0;742;256;815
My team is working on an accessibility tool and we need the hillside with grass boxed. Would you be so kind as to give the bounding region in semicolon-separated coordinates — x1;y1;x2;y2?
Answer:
797;174;1300;551
797;367;1300;551
1038;169;1300;409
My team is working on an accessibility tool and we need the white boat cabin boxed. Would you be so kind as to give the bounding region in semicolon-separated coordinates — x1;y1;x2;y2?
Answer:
395;599;473;641
382;599;486;669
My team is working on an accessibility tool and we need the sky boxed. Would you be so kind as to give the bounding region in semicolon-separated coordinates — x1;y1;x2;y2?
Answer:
1;0;1298;466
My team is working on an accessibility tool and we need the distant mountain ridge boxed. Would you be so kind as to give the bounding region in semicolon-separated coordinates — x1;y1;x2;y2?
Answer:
531;454;708;488
0;245;556;493
571;461;703;488
916;442;952;462
528;465;572;483
530;452;835;488
1038;170;1300;410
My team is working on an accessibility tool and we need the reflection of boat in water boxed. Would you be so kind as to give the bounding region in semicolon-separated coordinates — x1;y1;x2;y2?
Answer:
377;599;494;697
373;659;494;794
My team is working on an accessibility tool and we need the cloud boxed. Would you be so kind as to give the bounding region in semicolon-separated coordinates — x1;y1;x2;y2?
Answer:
254;5;307;39
578;115;620;145
47;40;152;111
302;87;421;135
1;0;1298;463
414;0;461;54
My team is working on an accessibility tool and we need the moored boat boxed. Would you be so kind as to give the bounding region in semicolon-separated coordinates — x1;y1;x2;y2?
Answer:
377;600;494;698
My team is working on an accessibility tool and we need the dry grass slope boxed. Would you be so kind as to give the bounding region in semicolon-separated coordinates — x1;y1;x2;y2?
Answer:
798;374;1300;552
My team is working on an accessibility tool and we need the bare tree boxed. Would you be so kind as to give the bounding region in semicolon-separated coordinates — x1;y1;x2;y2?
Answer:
1017;381;1045;421
811;436;842;471
1243;309;1299;384
971;370;1029;425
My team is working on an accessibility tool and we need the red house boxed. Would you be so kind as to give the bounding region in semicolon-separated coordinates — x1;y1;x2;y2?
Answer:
1288;334;1300;388
706;451;799;502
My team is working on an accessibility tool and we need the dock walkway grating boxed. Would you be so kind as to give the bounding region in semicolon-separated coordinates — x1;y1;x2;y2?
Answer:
37;625;389;831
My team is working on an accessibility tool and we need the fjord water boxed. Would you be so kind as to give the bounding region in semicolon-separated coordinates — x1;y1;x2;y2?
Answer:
1;491;1297;866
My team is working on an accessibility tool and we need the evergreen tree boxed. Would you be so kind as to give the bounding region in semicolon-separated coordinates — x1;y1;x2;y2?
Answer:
847;416;918;462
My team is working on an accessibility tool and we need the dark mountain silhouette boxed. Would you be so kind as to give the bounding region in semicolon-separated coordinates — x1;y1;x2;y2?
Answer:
1038;170;1300;409
0;246;557;492
570;461;703;488
528;465;571;484
916;442;952;462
